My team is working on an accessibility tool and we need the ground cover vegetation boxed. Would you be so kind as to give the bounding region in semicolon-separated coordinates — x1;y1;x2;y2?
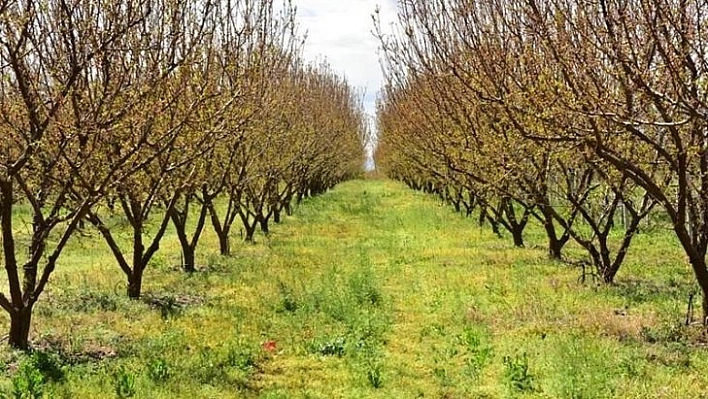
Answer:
0;179;704;398
375;0;708;321
0;0;367;350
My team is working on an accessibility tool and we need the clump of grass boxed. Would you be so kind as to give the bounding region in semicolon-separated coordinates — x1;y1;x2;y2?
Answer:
307;335;347;357
112;366;136;398
348;269;383;307
146;358;169;383
460;327;493;379
276;281;299;313
502;352;536;395
4;357;47;399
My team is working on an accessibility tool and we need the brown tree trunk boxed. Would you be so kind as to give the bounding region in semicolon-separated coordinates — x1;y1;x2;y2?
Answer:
207;200;235;256
169;200;207;273
685;253;708;325
127;268;143;299
244;222;257;242
8;306;32;350
540;208;568;260
548;236;566;260
260;215;270;235
182;246;196;273
511;227;525;248
217;232;231;256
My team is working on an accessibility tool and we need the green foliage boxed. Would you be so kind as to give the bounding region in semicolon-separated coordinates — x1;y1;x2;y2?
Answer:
112;367;136;399
276;281;299;313
146;358;170;383
365;360;384;389
640;321;689;344
460;327;493;379
6;362;45;399
26;352;65;384
502;353;535;394
224;345;258;373
74;292;118;313
143;295;183;320
348;269;382;307
308;336;347;357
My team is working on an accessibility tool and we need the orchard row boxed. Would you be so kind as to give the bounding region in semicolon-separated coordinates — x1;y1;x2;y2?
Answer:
375;1;708;321
0;0;367;349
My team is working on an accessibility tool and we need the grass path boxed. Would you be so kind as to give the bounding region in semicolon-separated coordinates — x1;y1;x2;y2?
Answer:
1;178;706;398
253;179;707;398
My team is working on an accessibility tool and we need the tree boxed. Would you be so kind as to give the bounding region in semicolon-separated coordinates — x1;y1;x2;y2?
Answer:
374;0;658;281
0;0;152;349
84;0;218;298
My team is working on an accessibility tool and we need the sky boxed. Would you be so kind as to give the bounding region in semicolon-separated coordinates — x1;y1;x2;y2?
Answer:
294;0;399;119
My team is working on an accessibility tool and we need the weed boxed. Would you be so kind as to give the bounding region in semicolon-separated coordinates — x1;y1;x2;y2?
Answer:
225;346;257;372
640;320;691;344
549;337;616;399
143;295;182;319
113;367;136;398
78;292;118;312
5;360;45;399
366;361;384;389
459;327;493;379
193;348;225;384
502;352;535;394
276;281;299;313
309;336;347;357
26;351;65;384
348;270;382;307
147;358;170;383
617;354;645;378
432;363;453;387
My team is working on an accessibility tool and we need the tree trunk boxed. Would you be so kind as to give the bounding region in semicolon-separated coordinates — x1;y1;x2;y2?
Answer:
511;227;525;248
169;197;208;274
217;232;231;256
260;217;269;235
273;207;281;224
182;245;195;273
8;306;32;350
478;206;487;227
683;251;708;324
548;235;566;260
244;222;257;242
602;266;619;284
485;214;502;238
540;209;568;260
127;268;143;299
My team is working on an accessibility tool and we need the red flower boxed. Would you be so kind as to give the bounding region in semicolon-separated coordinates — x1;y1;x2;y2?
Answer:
262;340;277;352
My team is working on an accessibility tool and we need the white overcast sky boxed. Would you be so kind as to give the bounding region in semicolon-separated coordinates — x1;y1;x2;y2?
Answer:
293;0;399;118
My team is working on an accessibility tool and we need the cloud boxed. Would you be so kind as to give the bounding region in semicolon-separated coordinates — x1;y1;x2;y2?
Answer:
294;0;398;117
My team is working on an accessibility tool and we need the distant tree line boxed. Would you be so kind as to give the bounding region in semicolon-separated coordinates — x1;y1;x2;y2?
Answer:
0;0;367;349
375;0;708;321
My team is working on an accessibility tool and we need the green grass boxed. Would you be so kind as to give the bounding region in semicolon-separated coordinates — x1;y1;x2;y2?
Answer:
0;178;707;398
